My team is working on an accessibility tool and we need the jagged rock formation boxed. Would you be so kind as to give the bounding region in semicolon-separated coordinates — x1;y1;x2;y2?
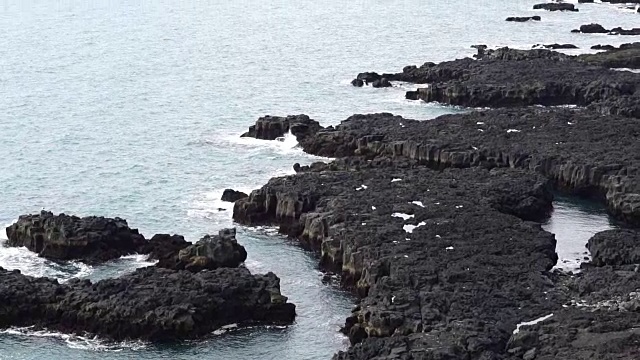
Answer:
351;47;640;116
236;108;640;358
221;189;248;202
0;265;295;341
579;42;640;69
157;229;248;272
270;110;639;225
4;211;146;264
241;114;321;141
234;163;561;358
138;233;190;263
587;229;640;266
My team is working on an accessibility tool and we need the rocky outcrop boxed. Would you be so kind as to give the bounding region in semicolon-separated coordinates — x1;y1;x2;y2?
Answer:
577;23;609;33
506;16;541;22
591;44;616;51
610;27;640;36
4;211;147;264
234;161;563;358
138;233;190;264
350;73;393;88
221;189;248;202
587;229;640;266
260;110;640;225
534;43;578;49
241;114;321;141
0;265;295;341
353;47;640;114
506;309;640;360
533;3;578;11
237;104;640;358
157;229;248;272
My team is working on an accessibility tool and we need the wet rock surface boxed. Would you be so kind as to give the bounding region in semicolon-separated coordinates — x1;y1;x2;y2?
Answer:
4;211;147;264
221;188;249;202
241;114;321;141
0;265;296;342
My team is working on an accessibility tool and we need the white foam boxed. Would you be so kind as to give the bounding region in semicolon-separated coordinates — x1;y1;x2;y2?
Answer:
403;221;426;234
506;129;521;133
391;178;402;183
355;184;368;191
446;246;454;251
0;327;147;351
0;245;93;282
225;130;305;156
212;323;239;336
513;313;554;334
411;201;425;208
612;68;640;74
371;206;376;210
391;213;414;220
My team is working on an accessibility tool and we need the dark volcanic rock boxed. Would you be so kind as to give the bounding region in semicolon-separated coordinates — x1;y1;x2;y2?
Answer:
591;44;617;51
5;211;147;264
221;189;248;202
587;229;640;266
0;265;295;341
138;234;190;263
579;23;609;33
360;47;640;111
371;78;392;88
610;27;640;36
296;110;640;225
238;105;640;358
534;43;578;49
533;3;578;11
578;42;640;69
589;93;640;118
506;308;640;360
234;162;560;358
241;114;321;141
351;78;364;87
157;229;248;272
506;16;541;22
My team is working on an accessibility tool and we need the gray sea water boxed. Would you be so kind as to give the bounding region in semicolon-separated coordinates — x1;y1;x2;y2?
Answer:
0;0;633;359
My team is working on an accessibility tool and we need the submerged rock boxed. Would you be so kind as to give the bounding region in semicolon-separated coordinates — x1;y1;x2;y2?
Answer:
4;211;147;264
587;229;640;266
221;189;248;202
0;265;295;341
506;16;541;22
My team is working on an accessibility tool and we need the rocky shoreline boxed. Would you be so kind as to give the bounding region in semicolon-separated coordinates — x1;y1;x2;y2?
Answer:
1;212;296;341
234;41;640;358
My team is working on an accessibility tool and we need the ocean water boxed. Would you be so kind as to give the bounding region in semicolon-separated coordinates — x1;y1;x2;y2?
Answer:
0;0;631;359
